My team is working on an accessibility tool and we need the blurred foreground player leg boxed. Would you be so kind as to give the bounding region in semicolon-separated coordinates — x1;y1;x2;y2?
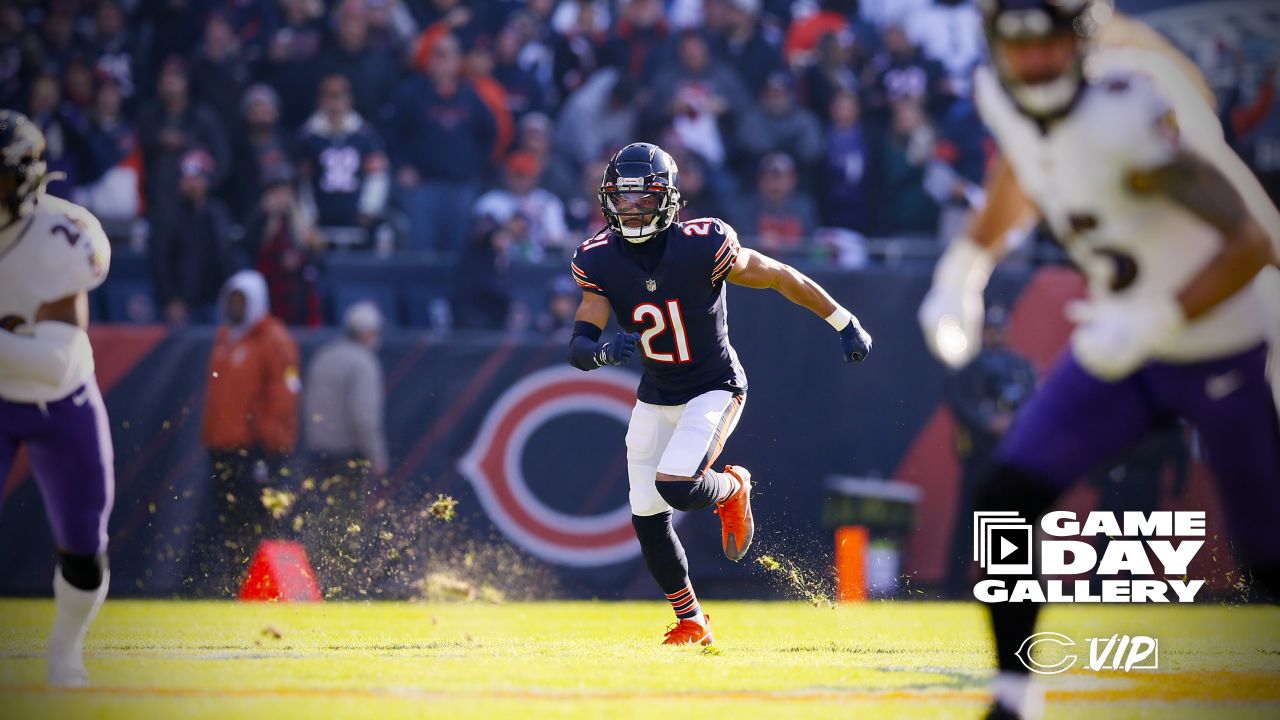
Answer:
568;142;873;643
917;4;1280;717
0;111;115;687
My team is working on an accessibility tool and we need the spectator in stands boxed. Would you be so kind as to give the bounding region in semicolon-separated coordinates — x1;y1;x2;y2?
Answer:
189;13;253;145
782;0;852;67
736;72;824;187
201;270;301;595
903;0;984;96
37;0;80;77
515;112;577;204
735;152;818;255
462;40;515;161
925;98;990;243
149;149;235;325
564;156;610;239
649;29;750;174
493;22;548;120
864;24;953;121
261;0;327;131
554;68;638;168
550;0;609;101
872;97;938;237
452;214;515;330
321;0;399;123
0;3;40;109
711;0;785;100
26;72;84;199
473;151;570;259
600;0;671;87
365;0;419;53
674;152;728;221
512;0;560;69
63;57;98;116
86;0;138;103
302;300;388;596
209;0;280;65
800;30;861;124
228;84;292;222
137;57;231;223
386;32;497;254
77;74;141;223
536;275;581;339
295;74;390;239
242;163;325;327
943;307;1035;599
821;89;870;233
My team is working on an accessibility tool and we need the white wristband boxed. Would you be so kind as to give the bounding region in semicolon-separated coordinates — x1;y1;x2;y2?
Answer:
825;306;853;331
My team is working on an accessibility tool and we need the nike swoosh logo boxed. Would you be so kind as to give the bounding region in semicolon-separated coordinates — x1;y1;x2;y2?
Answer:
1206;371;1243;401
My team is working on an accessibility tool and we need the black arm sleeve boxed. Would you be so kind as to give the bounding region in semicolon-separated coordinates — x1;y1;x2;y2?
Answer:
568;321;604;371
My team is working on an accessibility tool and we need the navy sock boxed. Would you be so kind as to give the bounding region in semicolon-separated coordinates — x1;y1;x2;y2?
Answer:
632;512;702;620
655;469;739;512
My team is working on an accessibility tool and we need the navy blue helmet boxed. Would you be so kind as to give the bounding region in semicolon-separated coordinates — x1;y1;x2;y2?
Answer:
0;110;49;228
598;142;681;244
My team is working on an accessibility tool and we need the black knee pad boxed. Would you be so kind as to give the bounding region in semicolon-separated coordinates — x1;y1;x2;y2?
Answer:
655;481;698;512
59;552;105;591
975;464;1061;520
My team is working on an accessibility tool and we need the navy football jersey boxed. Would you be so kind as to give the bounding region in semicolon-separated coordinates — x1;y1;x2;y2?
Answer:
571;217;748;405
295;120;387;227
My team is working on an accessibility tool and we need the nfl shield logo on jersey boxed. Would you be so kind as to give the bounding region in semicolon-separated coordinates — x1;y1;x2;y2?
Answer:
645;279;657;292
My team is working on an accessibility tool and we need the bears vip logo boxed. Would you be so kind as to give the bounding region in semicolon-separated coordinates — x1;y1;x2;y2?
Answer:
458;366;642;567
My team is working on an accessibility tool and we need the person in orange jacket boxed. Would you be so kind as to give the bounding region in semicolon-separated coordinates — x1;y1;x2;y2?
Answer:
199;269;301;593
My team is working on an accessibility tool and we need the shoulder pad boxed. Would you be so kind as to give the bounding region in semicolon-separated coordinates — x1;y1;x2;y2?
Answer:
34;197;112;299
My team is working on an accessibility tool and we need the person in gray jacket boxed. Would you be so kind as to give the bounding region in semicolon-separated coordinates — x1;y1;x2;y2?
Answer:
301;300;388;596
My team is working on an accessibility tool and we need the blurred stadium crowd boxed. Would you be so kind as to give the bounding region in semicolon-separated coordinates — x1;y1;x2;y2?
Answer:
5;0;1277;328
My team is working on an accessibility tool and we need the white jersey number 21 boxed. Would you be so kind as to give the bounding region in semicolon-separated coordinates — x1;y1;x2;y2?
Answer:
633;301;691;364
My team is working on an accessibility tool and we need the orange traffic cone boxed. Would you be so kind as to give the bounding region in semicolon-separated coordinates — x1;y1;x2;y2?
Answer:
239;540;322;602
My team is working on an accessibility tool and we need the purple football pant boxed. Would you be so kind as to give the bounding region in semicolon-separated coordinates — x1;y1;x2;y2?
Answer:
0;380;115;556
999;344;1280;569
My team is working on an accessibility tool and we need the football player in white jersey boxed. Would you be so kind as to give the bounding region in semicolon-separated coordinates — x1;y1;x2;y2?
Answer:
916;3;1280;719
0;111;114;687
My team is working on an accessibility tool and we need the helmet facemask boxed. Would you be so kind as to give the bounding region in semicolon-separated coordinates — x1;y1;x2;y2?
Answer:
599;180;681;244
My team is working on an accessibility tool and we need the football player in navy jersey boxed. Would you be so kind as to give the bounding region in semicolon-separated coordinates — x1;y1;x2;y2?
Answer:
569;142;873;645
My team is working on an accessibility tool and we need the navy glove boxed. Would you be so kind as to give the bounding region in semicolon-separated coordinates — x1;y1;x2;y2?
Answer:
839;319;872;363
597;331;640;366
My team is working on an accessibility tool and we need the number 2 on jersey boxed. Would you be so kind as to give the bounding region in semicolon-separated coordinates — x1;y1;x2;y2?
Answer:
633;301;690;364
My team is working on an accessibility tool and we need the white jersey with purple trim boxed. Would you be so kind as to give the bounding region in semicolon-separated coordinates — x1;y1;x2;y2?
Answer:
0;194;111;402
974;48;1271;364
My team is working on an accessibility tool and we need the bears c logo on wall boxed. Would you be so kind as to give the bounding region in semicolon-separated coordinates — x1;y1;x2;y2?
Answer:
458;366;641;567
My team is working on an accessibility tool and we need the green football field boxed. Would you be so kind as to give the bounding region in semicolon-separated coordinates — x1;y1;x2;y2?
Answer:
0;600;1277;719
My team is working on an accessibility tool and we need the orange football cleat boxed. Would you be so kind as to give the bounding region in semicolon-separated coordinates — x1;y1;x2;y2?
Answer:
715;465;754;562
662;615;713;646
